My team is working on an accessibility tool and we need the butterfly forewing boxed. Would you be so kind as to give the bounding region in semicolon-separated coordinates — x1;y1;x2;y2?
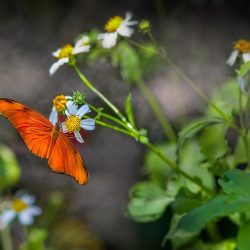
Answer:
0;98;54;158
0;98;88;184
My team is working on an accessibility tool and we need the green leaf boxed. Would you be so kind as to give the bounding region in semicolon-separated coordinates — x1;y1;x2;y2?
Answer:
199;124;229;163
0;143;20;190
232;134;250;167
179;140;215;193
206;79;247;117
238;62;250;77
172;170;250;242
127;181;175;222
112;41;142;84
187;239;236;250
218;169;250;197
20;229;47;250
125;92;135;127
144;143;176;186
237;221;250;250
178;118;225;149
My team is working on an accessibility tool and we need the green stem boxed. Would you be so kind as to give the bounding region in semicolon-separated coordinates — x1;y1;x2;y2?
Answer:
1;226;12;250
73;64;128;124
164;57;229;120
73;63;213;196
206;222;221;242
136;78;177;142
84;101;129;129
239;87;250;168
126;38;229;120
142;141;214;196
84;115;136;138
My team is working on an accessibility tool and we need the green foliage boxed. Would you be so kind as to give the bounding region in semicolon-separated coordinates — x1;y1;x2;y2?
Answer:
237;221;250;250
125;92;135;127
144;143;175;186
111;41;157;84
127;181;175;222
112;41;142;83
199;124;229;163
206;79;247;117
20;229;47;250
237;61;250;77
167;170;250;248
0;143;20;190
178;117;225;149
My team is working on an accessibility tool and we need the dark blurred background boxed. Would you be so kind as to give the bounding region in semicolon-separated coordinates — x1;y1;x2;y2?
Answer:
0;0;250;249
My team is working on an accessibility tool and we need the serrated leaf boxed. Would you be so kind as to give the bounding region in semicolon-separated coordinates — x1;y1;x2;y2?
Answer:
144;143;176;186
232;134;250;167
171;170;250;244
199;124;229;163
178;118;225;149
125;92;135;127
206;79;247;117
127;181;175;222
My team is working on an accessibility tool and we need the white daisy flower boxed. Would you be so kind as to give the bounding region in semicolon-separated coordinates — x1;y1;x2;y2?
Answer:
0;194;41;229
227;39;250;66
49;95;72;125
49;36;90;75
98;12;138;49
61;101;95;143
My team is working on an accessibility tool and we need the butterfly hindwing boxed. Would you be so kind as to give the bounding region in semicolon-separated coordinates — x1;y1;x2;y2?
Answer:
0;98;88;184
48;132;88;184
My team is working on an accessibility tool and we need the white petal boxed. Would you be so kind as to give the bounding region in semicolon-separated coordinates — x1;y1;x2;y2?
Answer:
75;36;89;48
76;104;90;117
49;107;58;125
226;50;238;66
74;131;84;143
61;123;68;133
66;101;78;115
243;53;250;63
18;211;33;225
26;206;42;216
20;194;35;205
0;210;16;225
98;32;118;48
73;45;90;55
124;12;138;26
124;12;132;22
117;24;134;37
52;48;61;57
49;58;69;76
80;119;95;131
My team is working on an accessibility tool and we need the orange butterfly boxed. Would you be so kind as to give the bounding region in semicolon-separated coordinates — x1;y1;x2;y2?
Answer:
0;98;88;184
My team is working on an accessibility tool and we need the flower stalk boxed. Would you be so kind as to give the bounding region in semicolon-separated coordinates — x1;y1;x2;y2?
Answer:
73;64;214;196
1;226;12;250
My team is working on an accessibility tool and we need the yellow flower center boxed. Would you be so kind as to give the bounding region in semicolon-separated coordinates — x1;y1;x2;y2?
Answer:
53;95;67;112
58;44;74;59
105;16;123;32
12;199;28;212
65;115;81;132
234;39;250;53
